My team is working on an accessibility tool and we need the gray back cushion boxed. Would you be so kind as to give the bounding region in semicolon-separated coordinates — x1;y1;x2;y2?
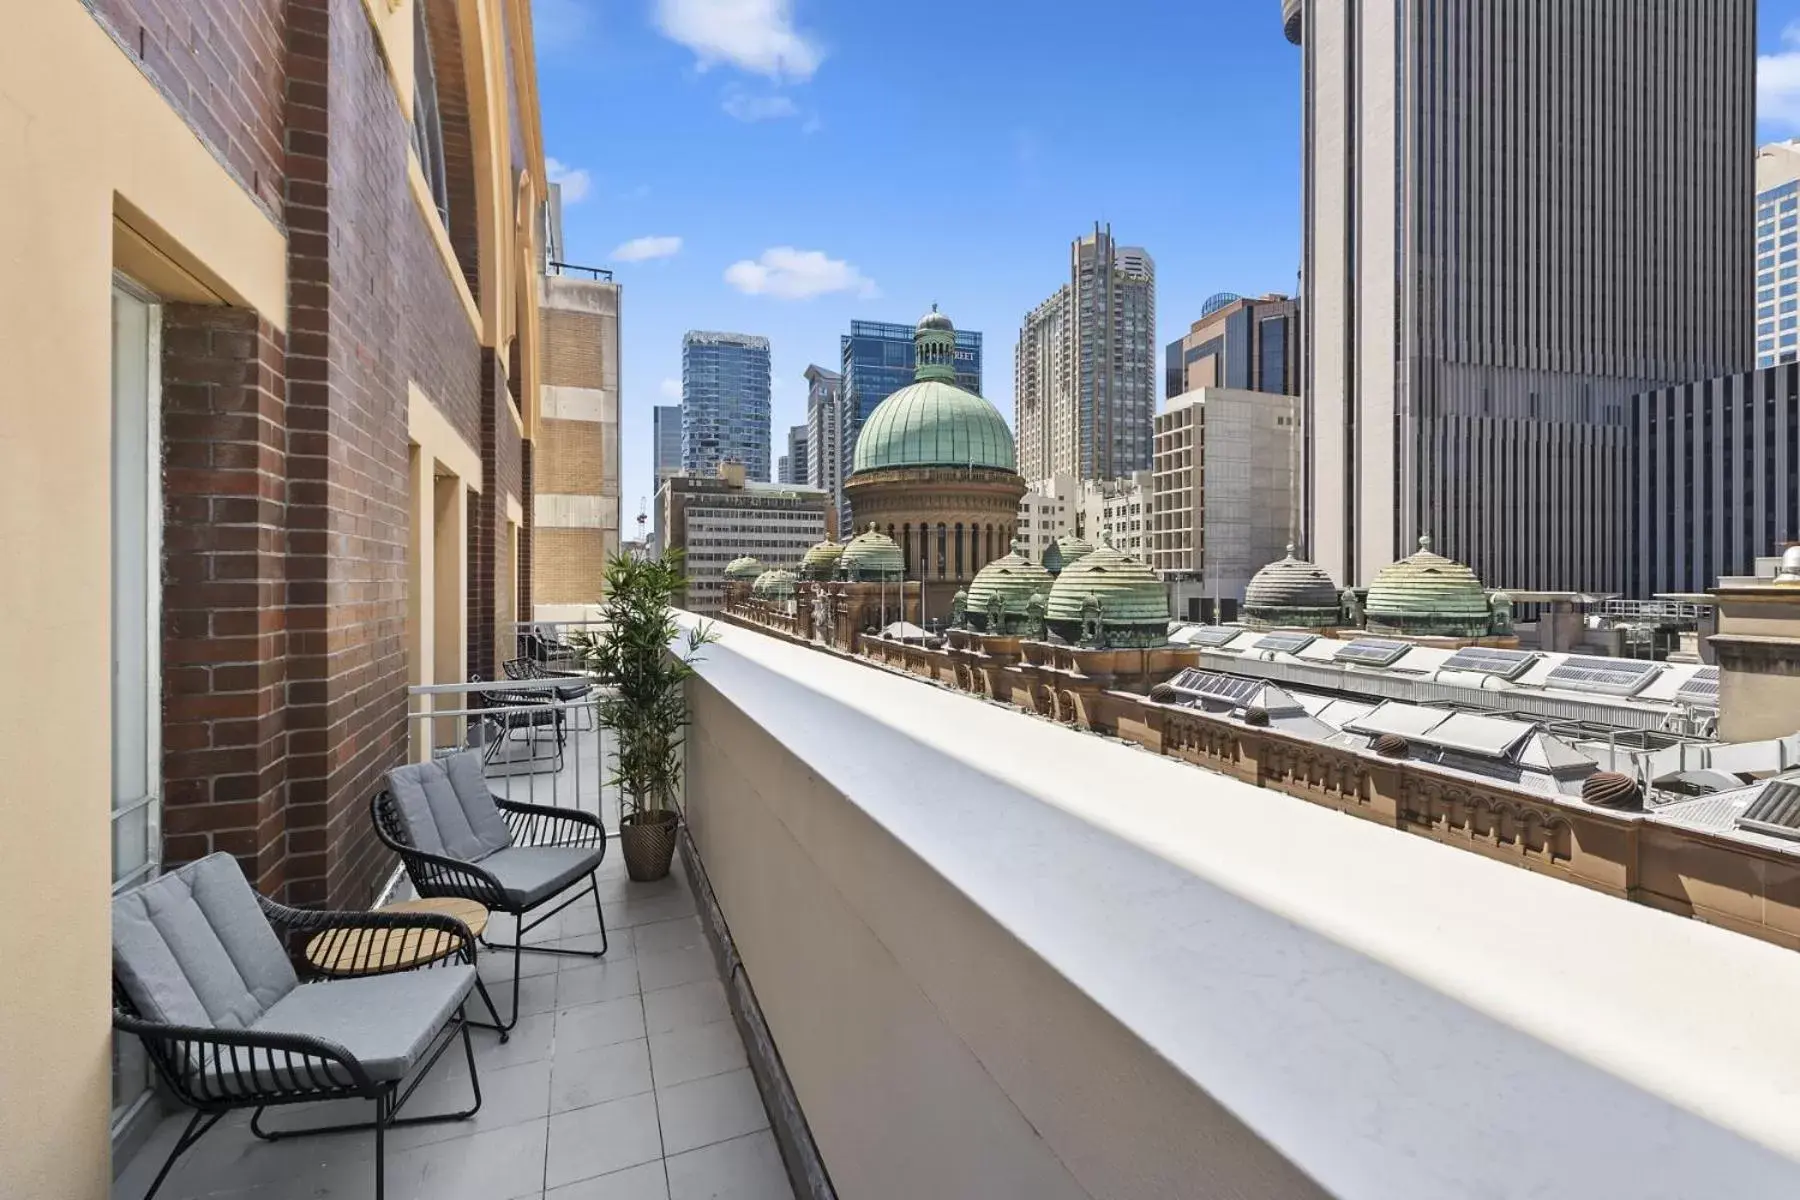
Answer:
385;754;511;862
113;853;298;1030
442;750;514;855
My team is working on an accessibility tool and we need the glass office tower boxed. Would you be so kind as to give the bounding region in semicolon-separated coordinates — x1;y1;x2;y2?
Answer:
681;331;772;482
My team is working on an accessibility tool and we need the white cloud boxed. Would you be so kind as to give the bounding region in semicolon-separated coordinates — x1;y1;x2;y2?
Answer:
1761;24;1800;130
660;378;682;401
545;157;591;203
655;0;823;81
724;247;878;300
611;235;684;262
722;89;800;122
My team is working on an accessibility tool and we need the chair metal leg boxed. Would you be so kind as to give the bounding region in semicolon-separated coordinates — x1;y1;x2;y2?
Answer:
140;1109;223;1200
374;1092;387;1200
472;976;511;1042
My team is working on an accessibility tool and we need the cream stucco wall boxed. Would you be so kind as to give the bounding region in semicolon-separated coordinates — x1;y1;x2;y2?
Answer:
682;619;1800;1198
683;674;1328;1200
0;6;288;1197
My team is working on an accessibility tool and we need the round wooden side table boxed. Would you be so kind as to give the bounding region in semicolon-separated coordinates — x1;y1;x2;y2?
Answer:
303;897;491;977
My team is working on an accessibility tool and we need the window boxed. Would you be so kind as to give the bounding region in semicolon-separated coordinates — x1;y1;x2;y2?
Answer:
110;277;162;1130
410;0;450;228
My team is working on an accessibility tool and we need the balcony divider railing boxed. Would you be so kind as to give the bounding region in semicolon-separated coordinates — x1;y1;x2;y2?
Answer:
406;677;615;828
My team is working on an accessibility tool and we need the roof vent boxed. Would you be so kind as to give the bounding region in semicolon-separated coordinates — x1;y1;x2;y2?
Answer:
1243;707;1270;727
1148;682;1177;704
1372;732;1410;759
1582;771;1644;811
1738;779;1800;839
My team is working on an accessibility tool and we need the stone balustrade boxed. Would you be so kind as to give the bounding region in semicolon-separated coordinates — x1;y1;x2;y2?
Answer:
716;604;1800;954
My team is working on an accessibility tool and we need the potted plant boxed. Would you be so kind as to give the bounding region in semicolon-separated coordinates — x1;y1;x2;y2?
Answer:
576;548;716;881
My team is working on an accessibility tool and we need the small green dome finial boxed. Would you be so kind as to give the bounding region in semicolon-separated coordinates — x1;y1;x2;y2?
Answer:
914;304;957;383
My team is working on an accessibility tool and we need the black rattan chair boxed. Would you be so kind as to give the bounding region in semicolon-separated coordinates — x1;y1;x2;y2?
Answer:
372;750;610;1033
504;655;595;730
113;853;484;1200
474;672;567;772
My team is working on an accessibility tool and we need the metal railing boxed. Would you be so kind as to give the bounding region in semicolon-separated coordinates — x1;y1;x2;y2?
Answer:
406;677;618;827
547;260;613;281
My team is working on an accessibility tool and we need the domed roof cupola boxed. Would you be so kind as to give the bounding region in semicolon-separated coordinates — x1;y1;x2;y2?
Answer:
799;539;843;581
964;539;1055;635
840;524;905;582
1044;544;1170;648
849;307;1017;474
724;556;765;582
1042;532;1095;575
1243;544;1342;628
750;568;797;601
1364;535;1492;638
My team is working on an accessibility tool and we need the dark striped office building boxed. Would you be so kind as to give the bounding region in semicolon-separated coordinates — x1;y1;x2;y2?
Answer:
1285;0;1756;593
1631;365;1800;596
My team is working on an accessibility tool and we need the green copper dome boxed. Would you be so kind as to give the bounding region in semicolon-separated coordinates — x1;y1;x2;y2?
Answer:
850;381;1017;473
1042;533;1095;575
1243;544;1342;628
750;568;797;600
724;556;765;581
1364;536;1491;637
964;541;1054;634
840;525;905;582
849;308;1017;474
1044;545;1169;648
799;540;843;581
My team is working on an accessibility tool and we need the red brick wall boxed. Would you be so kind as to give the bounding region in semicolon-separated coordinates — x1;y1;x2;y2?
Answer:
87;0;286;217
282;0;489;908
160;306;290;897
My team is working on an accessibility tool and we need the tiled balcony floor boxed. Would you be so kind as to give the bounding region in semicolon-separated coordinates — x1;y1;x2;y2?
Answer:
115;819;795;1199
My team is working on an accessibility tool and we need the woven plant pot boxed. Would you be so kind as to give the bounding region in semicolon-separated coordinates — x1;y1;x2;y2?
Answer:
620;809;680;881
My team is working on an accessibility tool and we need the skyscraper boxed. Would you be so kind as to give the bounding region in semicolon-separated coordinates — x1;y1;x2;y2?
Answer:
1165;293;1299;399
1015;223;1157;482
652;404;682;483
681;331;772;481
1757;141;1800;368
839;319;982;531
778;424;808;485
804;364;843;517
1289;2;1753;590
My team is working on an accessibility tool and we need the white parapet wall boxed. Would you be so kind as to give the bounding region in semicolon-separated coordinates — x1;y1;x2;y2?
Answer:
679;615;1800;1200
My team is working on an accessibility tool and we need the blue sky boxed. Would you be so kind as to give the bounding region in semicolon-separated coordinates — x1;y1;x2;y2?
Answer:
536;0;1800;529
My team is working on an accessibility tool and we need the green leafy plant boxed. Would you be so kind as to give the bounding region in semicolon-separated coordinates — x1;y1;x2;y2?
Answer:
573;549;717;820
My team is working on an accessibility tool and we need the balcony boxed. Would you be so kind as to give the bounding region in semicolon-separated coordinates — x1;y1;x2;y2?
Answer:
113;616;1800;1198
114;681;798;1200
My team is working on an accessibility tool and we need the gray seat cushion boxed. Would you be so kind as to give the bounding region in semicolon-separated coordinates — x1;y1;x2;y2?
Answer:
113;853;298;1029
477;845;605;910
386;752;513;862
246;965;477;1083
201;965;477;1094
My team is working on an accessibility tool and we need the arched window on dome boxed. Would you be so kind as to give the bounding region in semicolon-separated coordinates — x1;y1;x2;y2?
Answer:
901;524;912;578
936;523;947;579
954;523;964;579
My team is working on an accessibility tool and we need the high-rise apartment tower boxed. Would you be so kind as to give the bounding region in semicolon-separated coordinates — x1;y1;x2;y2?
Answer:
1288;0;1753;590
1015;224;1157;482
